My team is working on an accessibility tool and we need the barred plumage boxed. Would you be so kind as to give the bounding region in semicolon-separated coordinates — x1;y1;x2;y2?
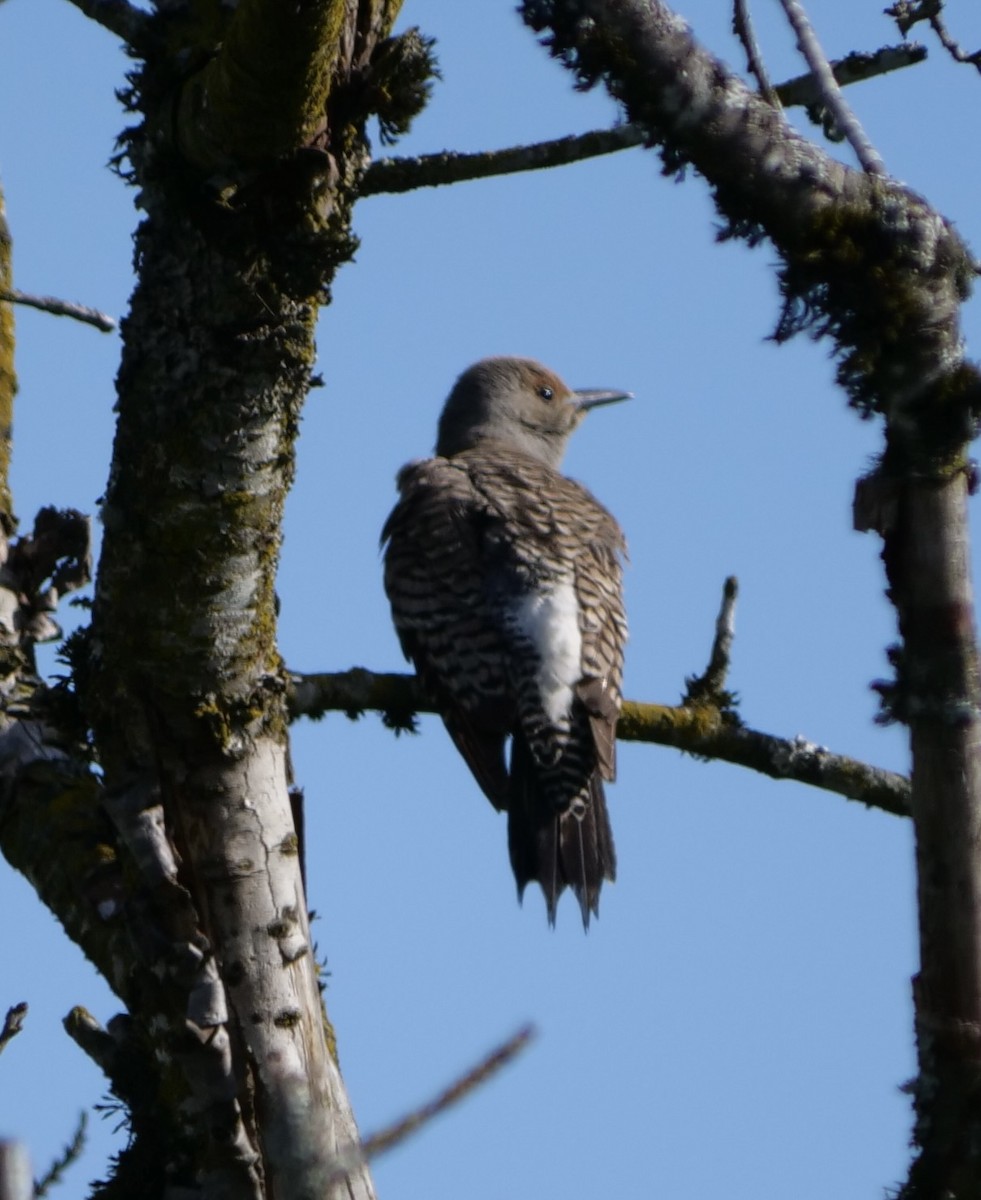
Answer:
381;357;629;927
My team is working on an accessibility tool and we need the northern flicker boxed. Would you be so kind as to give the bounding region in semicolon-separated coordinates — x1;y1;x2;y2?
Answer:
381;357;629;927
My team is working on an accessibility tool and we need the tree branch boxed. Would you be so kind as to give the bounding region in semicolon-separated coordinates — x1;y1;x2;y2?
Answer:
519;2;981;1190
325;1025;535;1186
777;0;886;174
0;1003;27;1056
683;575;738;705
287;668;910;817
63;0;151;50
773;42;927;108
360;41;925;197
732;0;781;107
886;1;981;73
360;125;645;196
0;289;116;333
34;1112;87;1199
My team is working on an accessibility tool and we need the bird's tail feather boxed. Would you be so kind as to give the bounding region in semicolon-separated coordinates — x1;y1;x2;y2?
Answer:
507;733;617;928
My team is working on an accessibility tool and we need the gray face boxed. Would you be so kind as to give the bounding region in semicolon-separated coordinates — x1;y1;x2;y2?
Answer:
435;357;628;469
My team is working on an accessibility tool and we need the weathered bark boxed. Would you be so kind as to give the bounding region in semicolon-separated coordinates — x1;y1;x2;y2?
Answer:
520;1;981;1193
42;2;433;1196
875;467;981;1195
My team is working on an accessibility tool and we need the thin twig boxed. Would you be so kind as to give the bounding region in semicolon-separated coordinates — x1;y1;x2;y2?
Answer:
360;126;645;197
927;11;981;73
34;1113;87;1199
0;289;116;333
363;1025;534;1157
326;1025;535;1186
0;1003;27;1056
288;668;911;816
63;0;151;49
362;39;921;198
886;3;981;73
685;576;738;704
777;0;886;175
732;0;781;106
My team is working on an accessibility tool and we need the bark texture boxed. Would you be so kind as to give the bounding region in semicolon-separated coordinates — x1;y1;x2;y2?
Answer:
0;2;431;1198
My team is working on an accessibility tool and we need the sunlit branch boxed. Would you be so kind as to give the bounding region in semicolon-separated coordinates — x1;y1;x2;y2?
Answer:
777;0;886;174
288;668;911;817
362;40;922;197
733;0;781;107
0;289;116;333
360;125;645;196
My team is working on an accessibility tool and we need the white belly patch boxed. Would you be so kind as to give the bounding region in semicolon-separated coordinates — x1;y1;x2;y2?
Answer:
514;578;582;726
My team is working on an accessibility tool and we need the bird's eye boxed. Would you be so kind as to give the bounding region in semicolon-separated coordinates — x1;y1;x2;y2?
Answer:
538;386;554;401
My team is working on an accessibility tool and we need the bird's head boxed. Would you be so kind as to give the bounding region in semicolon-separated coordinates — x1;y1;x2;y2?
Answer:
435;357;630;469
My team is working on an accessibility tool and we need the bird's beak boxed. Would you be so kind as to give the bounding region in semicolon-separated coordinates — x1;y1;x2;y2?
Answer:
573;388;633;413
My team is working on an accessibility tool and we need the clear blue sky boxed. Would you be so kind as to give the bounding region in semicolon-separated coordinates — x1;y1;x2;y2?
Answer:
3;2;981;1197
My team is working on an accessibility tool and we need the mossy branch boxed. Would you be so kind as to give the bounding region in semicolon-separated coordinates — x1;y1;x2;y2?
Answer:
520;0;980;424
360;42;926;197
287;668;910;817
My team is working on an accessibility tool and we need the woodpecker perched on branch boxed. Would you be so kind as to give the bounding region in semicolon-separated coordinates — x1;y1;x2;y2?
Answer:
382;357;629;927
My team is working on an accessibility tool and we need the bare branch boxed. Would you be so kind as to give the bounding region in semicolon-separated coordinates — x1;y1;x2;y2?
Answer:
287;668;911;817
732;0;781;107
0;289;116;333
34;1113;87;1199
886;1;981;71
684;575;738;704
326;1026;536;1186
773;42;928;108
361;41;923;198
0;1003;27;1056
620;702;910;818
362;1025;535;1159
777;0;886;174
62;0;151;49
360;126;645;197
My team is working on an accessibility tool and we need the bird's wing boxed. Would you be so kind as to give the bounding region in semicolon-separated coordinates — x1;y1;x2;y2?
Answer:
574;536;627;781
382;458;511;807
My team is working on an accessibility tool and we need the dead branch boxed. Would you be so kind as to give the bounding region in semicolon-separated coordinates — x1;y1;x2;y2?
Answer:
886;1;981;72
777;0;886;173
0;1004;26;1056
288;668;910;817
732;0;781;107
325;1026;535;1186
361;38;922;198
0;289;116;333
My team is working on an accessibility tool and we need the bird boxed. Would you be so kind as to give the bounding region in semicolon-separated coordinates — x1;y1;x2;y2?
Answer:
381;357;629;927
